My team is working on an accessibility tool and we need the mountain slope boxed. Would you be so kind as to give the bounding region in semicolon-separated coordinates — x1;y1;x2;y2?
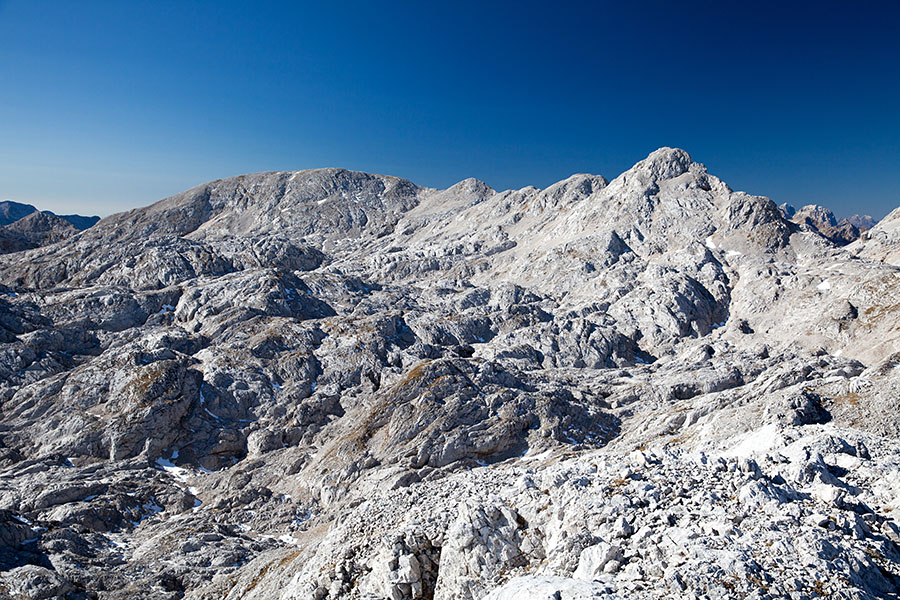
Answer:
852;205;900;266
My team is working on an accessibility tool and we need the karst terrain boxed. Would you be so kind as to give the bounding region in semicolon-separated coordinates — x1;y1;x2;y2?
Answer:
1;148;899;600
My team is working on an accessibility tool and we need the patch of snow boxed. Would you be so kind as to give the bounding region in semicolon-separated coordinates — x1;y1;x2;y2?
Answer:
133;501;164;525
726;250;742;257
279;534;299;546
521;448;553;462
723;423;780;458
817;280;831;291
705;236;717;250
152;304;175;316
155;457;191;483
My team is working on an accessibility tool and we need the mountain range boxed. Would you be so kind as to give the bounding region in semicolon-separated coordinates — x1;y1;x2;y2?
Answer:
0;200;99;229
0;148;899;599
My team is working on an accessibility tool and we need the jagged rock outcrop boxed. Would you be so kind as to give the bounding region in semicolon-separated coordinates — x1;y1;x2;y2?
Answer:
1;148;899;599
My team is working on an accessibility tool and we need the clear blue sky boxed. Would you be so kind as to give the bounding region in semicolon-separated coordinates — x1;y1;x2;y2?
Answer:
1;1;898;218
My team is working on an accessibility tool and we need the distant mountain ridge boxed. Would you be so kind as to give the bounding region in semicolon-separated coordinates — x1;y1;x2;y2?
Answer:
0;200;100;255
0;199;99;229
778;202;877;245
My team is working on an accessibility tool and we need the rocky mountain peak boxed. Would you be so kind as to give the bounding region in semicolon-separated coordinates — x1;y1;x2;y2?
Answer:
631;146;694;180
445;177;495;197
794;204;839;227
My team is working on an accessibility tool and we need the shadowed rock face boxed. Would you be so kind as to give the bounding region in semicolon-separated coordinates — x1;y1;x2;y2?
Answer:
1;148;900;599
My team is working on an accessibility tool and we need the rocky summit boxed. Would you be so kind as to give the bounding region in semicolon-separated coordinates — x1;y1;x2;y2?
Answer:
0;148;899;600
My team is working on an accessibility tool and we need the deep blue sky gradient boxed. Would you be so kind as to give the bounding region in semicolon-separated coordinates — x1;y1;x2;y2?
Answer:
1;0;898;217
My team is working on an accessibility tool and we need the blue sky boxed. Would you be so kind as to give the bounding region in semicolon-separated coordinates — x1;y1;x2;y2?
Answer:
1;1;898;218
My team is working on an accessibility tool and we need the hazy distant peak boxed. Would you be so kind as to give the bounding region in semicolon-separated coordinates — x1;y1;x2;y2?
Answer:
846;214;876;231
0;200;38;226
